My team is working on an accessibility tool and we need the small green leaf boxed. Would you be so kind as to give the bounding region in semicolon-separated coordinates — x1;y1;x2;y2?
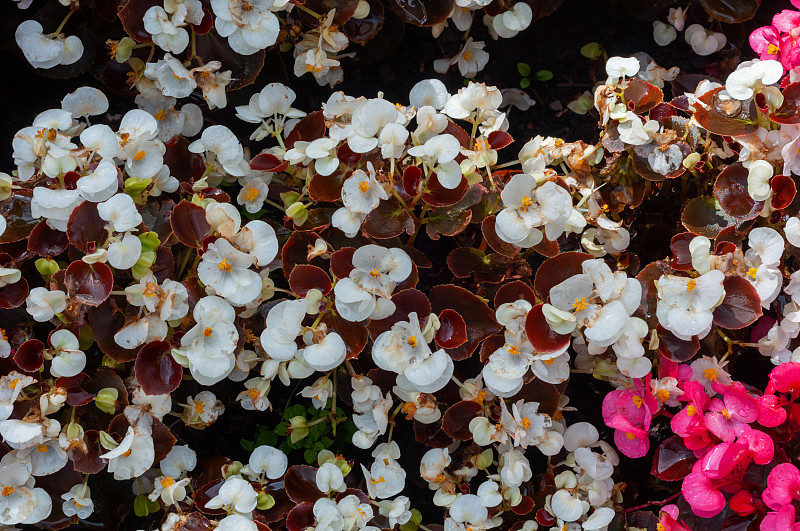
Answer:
519;77;531;89
134;494;151;517
304;448;317;464
535;69;553;81
516;62;531;77
580;42;604;60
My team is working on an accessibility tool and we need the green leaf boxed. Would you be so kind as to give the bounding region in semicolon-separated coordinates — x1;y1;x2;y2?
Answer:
535;69;553;81
580;42;604;60
240;439;255;451
304;448;317;464
519;77;531;89
516;62;531;77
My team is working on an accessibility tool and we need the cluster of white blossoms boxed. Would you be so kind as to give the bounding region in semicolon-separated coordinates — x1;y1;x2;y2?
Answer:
15;19;83;70
545;259;649;378
144;0;205;54
650;6;726;56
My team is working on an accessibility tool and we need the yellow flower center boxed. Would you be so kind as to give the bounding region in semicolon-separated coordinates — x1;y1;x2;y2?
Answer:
687;405;698;416
248;388;260;400
541;358;555;365
657;524;666;531
434;473;447;483
406;336;417;347
520;196;533;211
203;327;213;337
704;368;718;381
463;51;473;61
217;259;231;272
9;378;19;390
632;396;643;408
369;268;382;278
768;43;780;55
625;432;636;440
357;507;367;518
554;138;564;147
2;486;14;496
144;282;158;298
195;400;205;414
305;64;325;73
473;138;490;151
572;297;588;312
36;444;48;453
369;475;386;484
122;448;132;457
521;417;531;429
160;476;175;488
657;389;670;402
686;279;697;292
133;150;146;161
0;329;6;342
747;267;758;279
358;181;371;193
73;499;84;508
508;345;521;356
172;72;183;80
721;408;731;419
154;110;166;121
244;187;260;202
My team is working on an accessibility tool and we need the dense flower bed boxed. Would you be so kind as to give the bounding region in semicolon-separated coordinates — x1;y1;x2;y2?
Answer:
6;0;800;531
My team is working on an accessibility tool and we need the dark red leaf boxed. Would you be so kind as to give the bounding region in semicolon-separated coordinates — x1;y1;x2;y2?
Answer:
193;33;265;91
0;192;37;244
135;341;182;396
772;175;796;209
0;277;28;309
118;0;160;41
67;201;108;251
330;247;356;279
164;136;206;183
533;252;593;299
651;435;697;480
771;82;800;124
414;419;453;447
281;231;329;274
308;171;345;202
429;285;501;360
693;87;759;137
436;309;467;348
441;400;482;440
403;165;423;197
28;220;69;256
55;374;95;406
625;78;664;114
525;304;571;354
494;280;537;308
657;326;701;362
681;195;738;238
363;197;415;238
191;8;214;33
712;276;762;329
388;0;453;25
422;172;468;207
285;465;325;504
488;131;513;150
698;0;760;23
286;503;315;531
289;264;332;297
251;153;289;173
285;111;326;150
171;200;211;248
72;430;105;474
65;261;113;306
670;232;698;271
322;312;369;360
342;0;384;44
14;339;44;372
714;163;764;220
194;480;226;516
482;216;520;257
88;300;141;362
367;289;431;339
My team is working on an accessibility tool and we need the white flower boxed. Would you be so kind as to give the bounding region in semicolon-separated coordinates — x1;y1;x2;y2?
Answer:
0;463;51;525
443;82;502;120
206;475;258;514
198;238;261;306
97;193;142;233
61;484;93;519
332;208;367;238
62;87;109;118
668;6;687;31
446;494;490;530
348;99;403;154
107;232;142;270
149;475;190;505
26;287;67;322
605;56;640;84
218;515;258;531
726;60;783;100
211;0;280;55
341;163;388;213
491;3;532;38
117;109;165;179
550;489;587;522
334;245;412;322
247;445;288;479
144;54;197;98
316;462;346;493
378;497;412;528
236;83;306;126
500;447;532;487
179;296;238;385
747;159;774;201
656;270;725;340
16;20;83;69
583;508;615;530
160;444;197;479
617;112;659;145
495;176;573;247
434;38;489;78
79;123;118;158
408;134;462;189
409;79;449;110
144;6;190;54
49;330;86;378
31;187;83;232
260;299;307;360
653;20;677;46
189;125;249;177
685;24;726;56
362;444;406;499
786;217;800;247
100;425;155;481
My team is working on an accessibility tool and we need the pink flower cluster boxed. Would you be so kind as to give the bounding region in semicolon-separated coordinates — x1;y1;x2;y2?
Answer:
750;1;800;71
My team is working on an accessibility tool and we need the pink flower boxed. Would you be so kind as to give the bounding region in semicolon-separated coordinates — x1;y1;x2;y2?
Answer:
763;463;800;510
768;362;800;394
671;381;711;451
762;504;800;531
750;25;782;62
658;505;692;531
682;469;726;518
750;10;800;71
602;386;653;458
758;394;788;427
737;427;774;465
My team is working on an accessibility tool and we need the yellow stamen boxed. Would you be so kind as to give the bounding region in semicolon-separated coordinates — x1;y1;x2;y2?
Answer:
36;444;48;453
434;473;447;483
1;486;14;496
160;476;175;488
133;150;146;161
369;268;382;278
625;432;636;440
195;400;205;414
572;297;588;312
656;389;670;402
406;336;417;347
768;43;780;55
73;499;84;508
508;345;520;356
248;388;259;400
358;181;370;193
154;110;166;121
704;368;718;381
520;196;533;211
687;405;698;416
144;282;158;298
463;51;473;61
541;358;555;365
686;279;697;292
632;396;643;408
243;187;260;202
521;417;531;429
122;448;132;457
747;267;758;279
369;475;385;484
9;378;20;390
217;259;231;272
721;408;731;419
203;327;213;337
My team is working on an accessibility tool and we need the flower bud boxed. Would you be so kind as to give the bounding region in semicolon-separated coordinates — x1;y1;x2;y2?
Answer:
65;420;84;440
286;202;309;226
682;152;701;169
280;191;301;207
580;42;604;60
305;289;324;315
112;37;136;63
35;258;59;283
474;448;494;470
94;387;119;415
257;492;276;510
222;460;243;478
504;486;522;506
0;174;12;201
289;416;309;444
124;177;152;204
